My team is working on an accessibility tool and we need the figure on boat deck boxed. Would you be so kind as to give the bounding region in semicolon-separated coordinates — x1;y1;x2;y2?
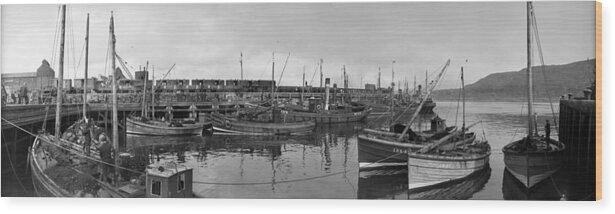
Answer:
97;135;114;184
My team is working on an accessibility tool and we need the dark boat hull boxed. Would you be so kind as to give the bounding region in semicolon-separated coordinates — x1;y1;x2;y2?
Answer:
502;139;566;188
280;108;372;124
207;114;315;135
358;131;475;168
126;118;205;136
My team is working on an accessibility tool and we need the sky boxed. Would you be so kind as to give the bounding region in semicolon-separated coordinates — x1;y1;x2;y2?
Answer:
1;1;596;89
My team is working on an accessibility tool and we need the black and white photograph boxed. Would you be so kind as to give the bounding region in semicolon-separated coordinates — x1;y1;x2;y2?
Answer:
0;0;600;202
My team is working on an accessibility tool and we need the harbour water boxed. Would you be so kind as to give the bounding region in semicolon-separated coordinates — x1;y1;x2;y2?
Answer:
2;101;594;199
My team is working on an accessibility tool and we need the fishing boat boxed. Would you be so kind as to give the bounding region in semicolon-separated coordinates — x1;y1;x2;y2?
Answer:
406;65;491;190
279;75;372;124
205;112;315;135
502;1;566;189
205;53;316;135
126;116;204;136
358;60;469;168
30;8;192;198
125;65;210;136
279;100;372;124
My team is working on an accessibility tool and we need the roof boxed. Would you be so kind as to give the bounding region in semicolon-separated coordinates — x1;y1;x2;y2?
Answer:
146;162;191;178
1;72;37;78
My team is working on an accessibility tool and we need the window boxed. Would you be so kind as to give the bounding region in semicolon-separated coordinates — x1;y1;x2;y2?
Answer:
177;173;185;191
151;180;161;196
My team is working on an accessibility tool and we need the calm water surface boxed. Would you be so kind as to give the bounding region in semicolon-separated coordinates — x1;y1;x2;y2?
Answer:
125;101;592;200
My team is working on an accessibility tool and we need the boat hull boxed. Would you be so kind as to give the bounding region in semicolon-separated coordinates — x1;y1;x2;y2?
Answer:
126;118;204;136
503;144;565;188
30;137;73;197
358;132;475;168
407;152;490;190
280;108;372;124
207;114;315;135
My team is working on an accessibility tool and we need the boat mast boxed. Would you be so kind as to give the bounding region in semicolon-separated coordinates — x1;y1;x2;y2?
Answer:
83;13;89;120
319;59;323;88
55;5;66;138
390;60;395;126
527;2;535;137
151;66;155;119
141;61;148;117
378;67;381;90
462;66;466;132
271;53;275;120
110;11;119;185
240;52;244;80
301;66;305;102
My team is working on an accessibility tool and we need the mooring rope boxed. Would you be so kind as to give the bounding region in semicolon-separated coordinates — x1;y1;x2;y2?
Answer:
4;116;405;187
1;130;29;192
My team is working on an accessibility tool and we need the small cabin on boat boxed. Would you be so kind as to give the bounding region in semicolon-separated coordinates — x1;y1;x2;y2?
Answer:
145;162;193;198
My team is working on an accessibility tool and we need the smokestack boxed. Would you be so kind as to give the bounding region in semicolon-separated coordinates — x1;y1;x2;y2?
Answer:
325;78;330;110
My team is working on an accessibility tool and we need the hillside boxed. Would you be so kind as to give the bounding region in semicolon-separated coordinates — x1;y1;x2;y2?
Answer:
432;59;596;102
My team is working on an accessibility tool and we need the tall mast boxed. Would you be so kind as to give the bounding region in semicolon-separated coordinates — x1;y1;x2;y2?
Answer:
414;75;416;94
55;5;66;138
151;66;155;119
83;13;89;120
301;66;305;102
390;60;395;125
271;53;275;121
461;66;466;132
378;67;381;89
425;70;428;94
141;61;148;117
319;59;323;88
110;11;119;185
527;2;534;137
240;52;243;80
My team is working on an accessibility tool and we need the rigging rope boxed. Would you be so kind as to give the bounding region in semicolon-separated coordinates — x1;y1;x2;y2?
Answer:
3;116;407;186
531;7;559;135
50;5;61;68
1;117;143;175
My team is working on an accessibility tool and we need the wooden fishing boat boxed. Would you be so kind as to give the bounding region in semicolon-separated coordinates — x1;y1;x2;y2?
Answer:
279;106;372;124
126;116;206;136
358;60;457;168
503;136;565;188
406;62;491;190
29;9;193;198
358;117;465;168
206;113;315;135
407;136;490;190
502;2;566;189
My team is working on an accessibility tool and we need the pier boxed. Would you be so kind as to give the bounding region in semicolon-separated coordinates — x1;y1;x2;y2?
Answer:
558;99;596;200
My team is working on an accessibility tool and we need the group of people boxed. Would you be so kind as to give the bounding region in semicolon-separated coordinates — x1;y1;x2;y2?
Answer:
1;83;30;105
61;118;115;184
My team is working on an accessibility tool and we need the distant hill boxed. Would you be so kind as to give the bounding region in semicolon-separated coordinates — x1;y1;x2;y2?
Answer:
432;59;595;102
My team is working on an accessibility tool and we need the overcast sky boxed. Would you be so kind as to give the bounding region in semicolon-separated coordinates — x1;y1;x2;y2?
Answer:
1;1;596;89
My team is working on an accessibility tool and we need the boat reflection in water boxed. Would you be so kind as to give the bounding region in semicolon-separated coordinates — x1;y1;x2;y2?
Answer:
358;166;491;200
502;167;570;201
123;123;362;198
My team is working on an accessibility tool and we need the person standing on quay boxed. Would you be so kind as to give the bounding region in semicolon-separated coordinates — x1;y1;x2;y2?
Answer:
1;85;7;105
19;83;29;104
